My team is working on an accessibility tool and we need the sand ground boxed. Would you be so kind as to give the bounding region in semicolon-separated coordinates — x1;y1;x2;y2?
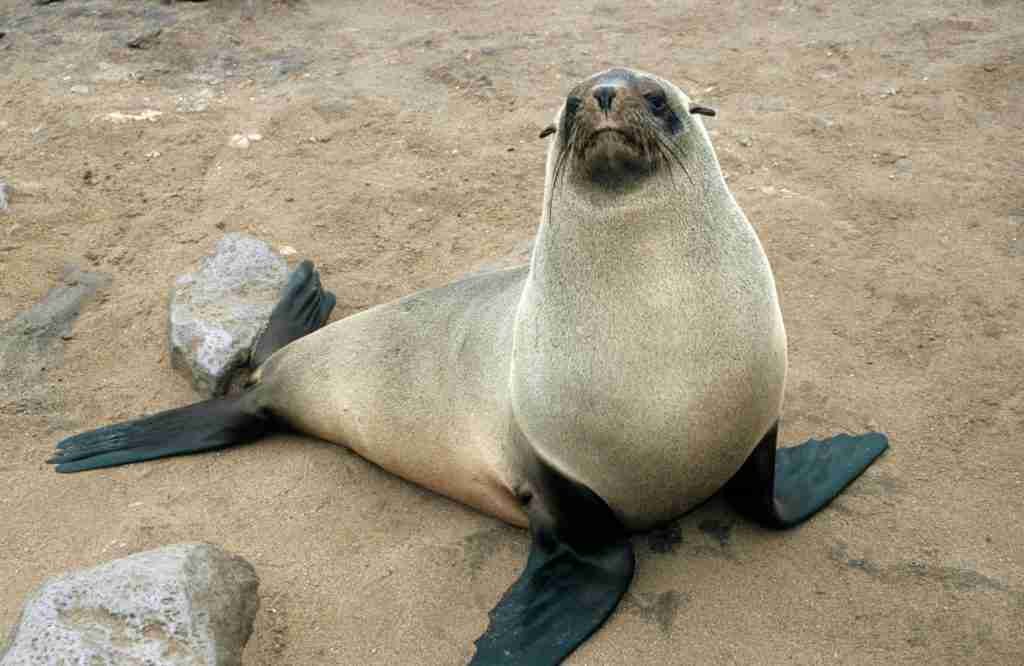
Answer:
1;1;1022;664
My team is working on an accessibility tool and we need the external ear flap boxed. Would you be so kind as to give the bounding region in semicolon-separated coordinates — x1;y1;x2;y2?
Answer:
689;104;717;117
539;124;556;138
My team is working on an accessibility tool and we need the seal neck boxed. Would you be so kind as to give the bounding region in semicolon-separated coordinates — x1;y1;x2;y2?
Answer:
530;150;741;297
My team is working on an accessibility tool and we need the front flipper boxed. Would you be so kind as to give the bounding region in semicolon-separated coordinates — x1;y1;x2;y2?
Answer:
250;260;336;368
471;455;635;665
725;422;889;528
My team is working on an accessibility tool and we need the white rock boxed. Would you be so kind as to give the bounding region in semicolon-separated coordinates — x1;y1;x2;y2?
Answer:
229;133;262;149
106;109;162;123
169;234;288;397
0;543;259;666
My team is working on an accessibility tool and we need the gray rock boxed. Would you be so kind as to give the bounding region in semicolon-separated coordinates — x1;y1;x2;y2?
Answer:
0;266;110;416
126;28;162;50
169;233;288;397
0;179;9;212
0;543;259;666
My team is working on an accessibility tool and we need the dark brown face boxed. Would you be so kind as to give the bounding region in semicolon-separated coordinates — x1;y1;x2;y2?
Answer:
552;69;689;189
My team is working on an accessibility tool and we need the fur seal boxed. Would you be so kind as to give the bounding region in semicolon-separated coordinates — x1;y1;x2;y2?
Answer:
49;68;888;664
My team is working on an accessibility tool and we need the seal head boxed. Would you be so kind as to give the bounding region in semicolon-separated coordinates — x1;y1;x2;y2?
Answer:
546;68;710;191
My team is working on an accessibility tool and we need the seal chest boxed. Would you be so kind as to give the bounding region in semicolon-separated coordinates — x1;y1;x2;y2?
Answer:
511;68;787;530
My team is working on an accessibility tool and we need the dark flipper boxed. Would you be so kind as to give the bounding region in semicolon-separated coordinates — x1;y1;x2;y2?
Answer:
471;453;635;665
250;259;337;368
48;392;273;473
725;422;889;528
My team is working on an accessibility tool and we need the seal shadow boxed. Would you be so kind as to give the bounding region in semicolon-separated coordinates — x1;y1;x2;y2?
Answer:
621;589;690;636
643;495;740;561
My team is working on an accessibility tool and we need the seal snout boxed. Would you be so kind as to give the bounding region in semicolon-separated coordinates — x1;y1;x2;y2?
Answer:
593;84;618;113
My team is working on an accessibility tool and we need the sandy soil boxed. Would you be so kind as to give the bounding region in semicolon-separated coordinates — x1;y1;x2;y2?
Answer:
1;1;1022;664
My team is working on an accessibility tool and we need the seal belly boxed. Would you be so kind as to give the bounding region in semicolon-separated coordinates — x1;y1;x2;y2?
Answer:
514;327;786;529
257;267;531;527
514;301;786;530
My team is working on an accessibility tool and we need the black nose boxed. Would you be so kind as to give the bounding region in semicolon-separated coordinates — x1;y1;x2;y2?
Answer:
593;86;617;112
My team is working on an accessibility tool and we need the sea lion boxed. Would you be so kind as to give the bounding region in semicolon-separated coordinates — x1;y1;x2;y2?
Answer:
49;67;888;664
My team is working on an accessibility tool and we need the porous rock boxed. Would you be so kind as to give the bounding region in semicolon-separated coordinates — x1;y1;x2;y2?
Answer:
169;233;288;397
0;543;259;666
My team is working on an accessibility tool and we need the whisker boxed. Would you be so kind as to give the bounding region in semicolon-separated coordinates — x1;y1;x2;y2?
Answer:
652;128;692;187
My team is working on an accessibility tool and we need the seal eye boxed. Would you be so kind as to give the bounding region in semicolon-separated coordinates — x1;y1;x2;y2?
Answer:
565;96;582;117
562;96;583;137
644;93;668;115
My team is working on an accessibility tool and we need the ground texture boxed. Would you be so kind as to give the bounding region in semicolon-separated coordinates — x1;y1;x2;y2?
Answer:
1;1;1022;664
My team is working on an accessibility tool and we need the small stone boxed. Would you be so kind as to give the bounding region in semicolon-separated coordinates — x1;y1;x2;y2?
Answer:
69;84;90;95
169;234;289;397
126;28;161;50
106;109;162;123
738;136;752;147
92;62;136;83
0;543;258;666
0;179;9;212
229;133;262;149
279;245;297;256
145;150;161;159
760;185;777;195
176;88;216;113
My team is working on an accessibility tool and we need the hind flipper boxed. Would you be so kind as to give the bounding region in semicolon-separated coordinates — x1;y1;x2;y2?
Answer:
470;452;635;665
725;422;889;528
250;260;337;368
48;393;272;473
